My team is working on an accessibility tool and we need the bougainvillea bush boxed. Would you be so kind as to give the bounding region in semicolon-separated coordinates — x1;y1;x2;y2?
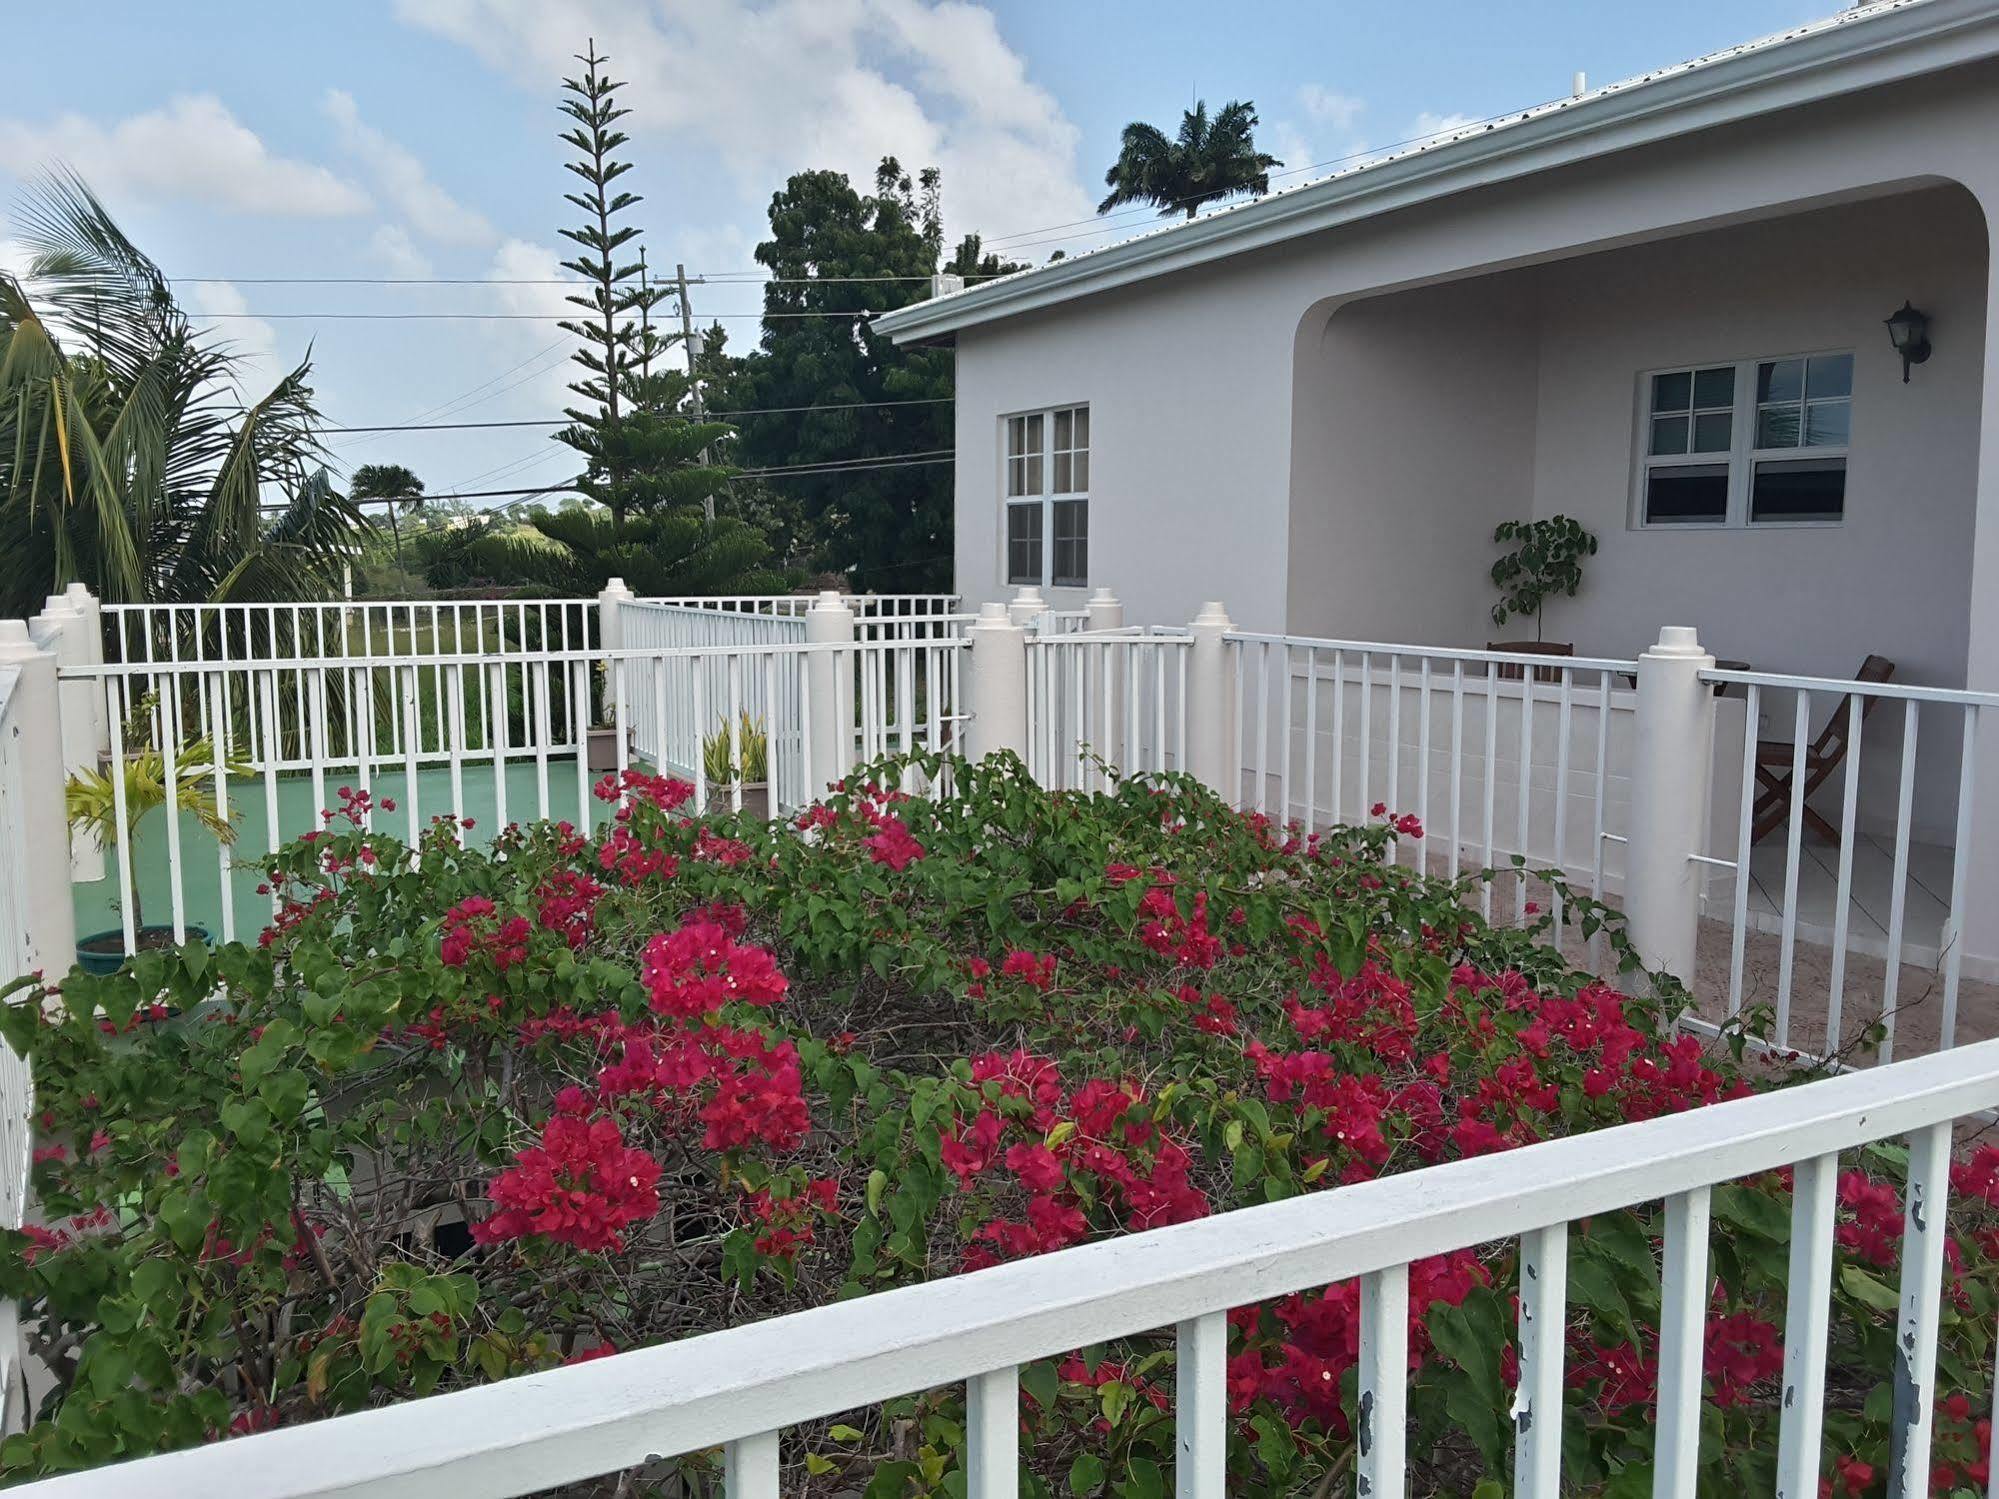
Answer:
1;753;1994;1496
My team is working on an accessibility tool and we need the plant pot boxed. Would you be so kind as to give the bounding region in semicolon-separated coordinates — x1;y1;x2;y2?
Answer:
76;925;212;977
586;724;625;773
706;782;770;822
1486;641;1575;685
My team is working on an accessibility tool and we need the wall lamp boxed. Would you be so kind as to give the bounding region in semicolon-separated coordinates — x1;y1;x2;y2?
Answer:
1884;300;1932;383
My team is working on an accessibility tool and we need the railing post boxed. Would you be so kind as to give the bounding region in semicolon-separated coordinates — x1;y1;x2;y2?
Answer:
0;620;76;975
63;583;108;759
1006;584;1045;629
964;602;1027;763
1185;601;1237;800
1087;588;1124;771
1627;625;1715;987
33;594;104;881
596;576;634;657
805;590;855;797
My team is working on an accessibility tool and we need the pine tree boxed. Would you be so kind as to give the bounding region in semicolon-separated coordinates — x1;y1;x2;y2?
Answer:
553;40;646;531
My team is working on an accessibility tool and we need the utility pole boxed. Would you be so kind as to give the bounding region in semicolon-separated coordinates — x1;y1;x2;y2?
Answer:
674;262;715;521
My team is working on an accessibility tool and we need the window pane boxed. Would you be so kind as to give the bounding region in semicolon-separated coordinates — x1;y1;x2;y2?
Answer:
1054;408;1072;450
1006;416;1024;458
1051;499;1087;587
1751;457;1845;522
1073;406;1089;449
1756;405;1800;448
1692;366;1735;409
1692;412;1732;453
1651;371;1692;413
1072;450;1089;492
1806;353;1853;401
1006;503;1043;584
1005;455;1025;498
1025;413;1042;453
1024;453;1043;494
1645;463;1729;524
1053;452;1072;493
1804;400;1850;447
1650;415;1690;455
1758;359;1804;404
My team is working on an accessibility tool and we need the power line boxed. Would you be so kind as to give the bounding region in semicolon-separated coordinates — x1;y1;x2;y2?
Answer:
329;450;954;505
318;396;954;434
197;310;890;322
168;273;1003;287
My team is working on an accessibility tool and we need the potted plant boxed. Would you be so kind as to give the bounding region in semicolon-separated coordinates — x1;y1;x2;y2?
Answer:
67;700;246;974
1488;514;1597;681
701;713;770;820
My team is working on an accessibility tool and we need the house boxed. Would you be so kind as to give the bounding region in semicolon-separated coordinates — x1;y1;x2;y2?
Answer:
878;0;1999;990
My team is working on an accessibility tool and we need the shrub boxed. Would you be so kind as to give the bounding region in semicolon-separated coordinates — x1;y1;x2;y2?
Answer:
0;755;1992;1495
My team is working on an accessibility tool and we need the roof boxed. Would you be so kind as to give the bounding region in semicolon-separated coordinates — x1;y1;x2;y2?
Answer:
877;0;1999;344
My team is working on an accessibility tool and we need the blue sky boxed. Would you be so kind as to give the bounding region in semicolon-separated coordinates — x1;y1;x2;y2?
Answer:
0;0;1841;508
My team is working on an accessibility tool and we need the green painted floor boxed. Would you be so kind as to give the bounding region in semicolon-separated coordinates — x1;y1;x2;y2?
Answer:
72;757;620;947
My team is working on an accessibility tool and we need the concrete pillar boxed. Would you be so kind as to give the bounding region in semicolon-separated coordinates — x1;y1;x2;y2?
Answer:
964;602;1028;764
1086;588;1125;772
62;583;107;758
596;576;635;657
1185;601;1237;798
804;590;856;797
1006;584;1046;629
0;621;77;976
33;595;104;881
1955;228;1999;980
1625;625;1716;988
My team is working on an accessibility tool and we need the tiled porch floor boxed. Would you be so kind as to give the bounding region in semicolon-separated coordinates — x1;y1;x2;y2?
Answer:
1731;833;1955;961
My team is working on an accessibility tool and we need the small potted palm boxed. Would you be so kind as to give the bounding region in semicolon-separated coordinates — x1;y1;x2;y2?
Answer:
701;713;770;820
1488;515;1597;682
69;698;247;974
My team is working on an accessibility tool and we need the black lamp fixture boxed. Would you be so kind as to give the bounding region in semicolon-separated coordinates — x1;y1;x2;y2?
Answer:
1884;300;1932;383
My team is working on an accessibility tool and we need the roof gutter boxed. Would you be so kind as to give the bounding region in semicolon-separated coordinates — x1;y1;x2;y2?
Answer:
877;0;1999;344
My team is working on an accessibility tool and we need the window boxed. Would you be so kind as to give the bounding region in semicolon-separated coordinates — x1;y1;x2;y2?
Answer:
1004;404;1088;586
1636;352;1853;528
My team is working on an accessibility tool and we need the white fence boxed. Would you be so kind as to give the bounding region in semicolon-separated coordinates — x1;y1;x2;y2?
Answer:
19;586;1999;1069
0;653;39;1430
20;1037;1999;1499
8;587;1999;1494
1702;666;1995;1062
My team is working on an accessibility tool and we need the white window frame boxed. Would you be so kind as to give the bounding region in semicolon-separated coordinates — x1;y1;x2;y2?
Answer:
1002;404;1089;588
1630;350;1854;530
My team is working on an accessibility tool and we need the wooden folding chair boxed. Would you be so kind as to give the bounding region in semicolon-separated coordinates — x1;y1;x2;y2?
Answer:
1752;654;1895;844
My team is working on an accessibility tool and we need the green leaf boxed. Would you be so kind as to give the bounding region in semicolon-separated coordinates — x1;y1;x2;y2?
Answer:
1840;1265;1903;1312
1068;1453;1106;1496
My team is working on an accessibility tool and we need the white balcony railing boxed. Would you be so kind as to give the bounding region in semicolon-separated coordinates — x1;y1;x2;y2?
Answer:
17;1038;1999;1498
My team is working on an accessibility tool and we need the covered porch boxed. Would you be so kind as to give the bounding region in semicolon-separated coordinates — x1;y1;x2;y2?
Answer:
1280;181;1993;996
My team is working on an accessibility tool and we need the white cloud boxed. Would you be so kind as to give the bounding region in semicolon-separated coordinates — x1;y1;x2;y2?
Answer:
392;0;1094;250
368;225;435;279
0;96;369;217
1407;111;1478;145
186;280;280;382
323;90;496;246
1299;85;1365;135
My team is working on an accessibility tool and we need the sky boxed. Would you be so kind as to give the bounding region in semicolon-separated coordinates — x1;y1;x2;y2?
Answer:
0;0;1848;512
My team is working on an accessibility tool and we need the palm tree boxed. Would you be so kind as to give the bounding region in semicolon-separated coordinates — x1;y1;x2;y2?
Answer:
349;462;426;570
0;170;363;616
1097;100;1281;221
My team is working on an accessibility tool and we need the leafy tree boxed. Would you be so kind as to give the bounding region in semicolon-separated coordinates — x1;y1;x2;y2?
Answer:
943;233;1027;280
348;462;425;571
459;503;784;597
1098;100;1281;220
0;173;362;616
714;159;955;590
